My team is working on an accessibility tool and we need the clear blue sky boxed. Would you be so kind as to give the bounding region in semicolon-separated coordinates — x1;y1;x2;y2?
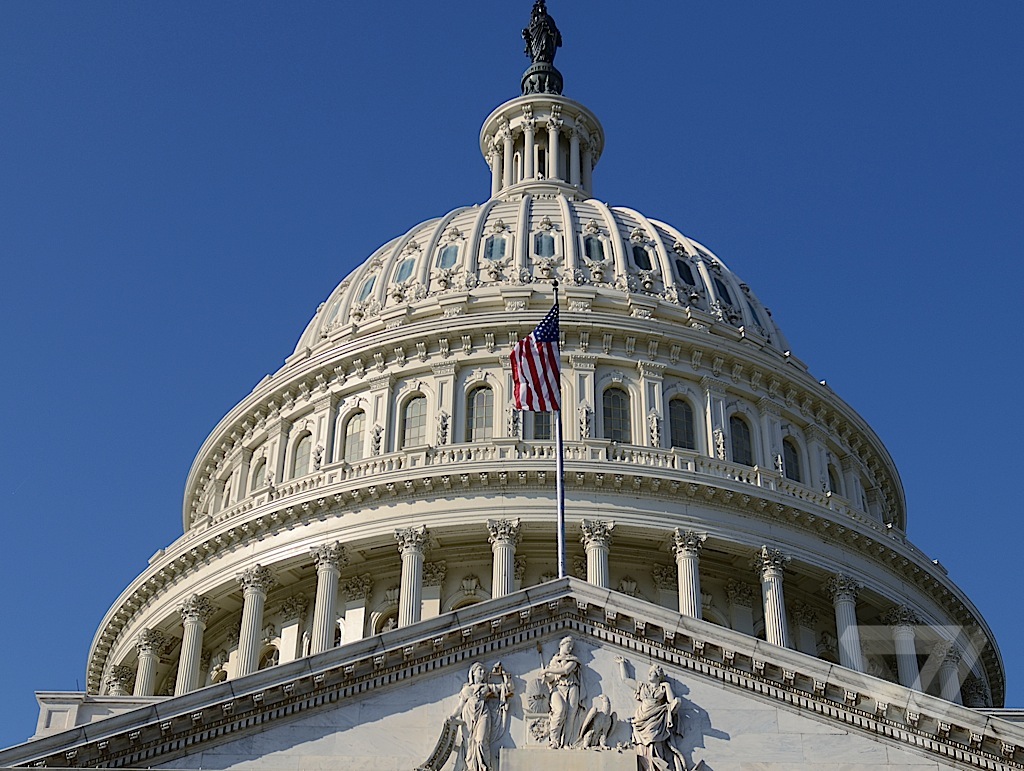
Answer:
1;1;1021;749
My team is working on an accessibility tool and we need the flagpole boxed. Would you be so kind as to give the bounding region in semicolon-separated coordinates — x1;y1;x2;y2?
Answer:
553;281;566;579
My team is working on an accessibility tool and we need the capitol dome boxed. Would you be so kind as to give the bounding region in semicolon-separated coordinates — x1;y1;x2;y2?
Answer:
10;6;1014;769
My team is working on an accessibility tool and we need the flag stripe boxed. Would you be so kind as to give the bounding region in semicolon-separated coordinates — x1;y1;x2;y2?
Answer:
510;305;560;412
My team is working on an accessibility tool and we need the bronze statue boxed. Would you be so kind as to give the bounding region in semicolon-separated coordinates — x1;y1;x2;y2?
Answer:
523;0;561;65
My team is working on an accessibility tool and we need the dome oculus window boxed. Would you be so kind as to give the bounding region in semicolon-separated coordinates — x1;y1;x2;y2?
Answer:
631;244;652;271
602;387;632;443
783;437;802;483
342;411;366;463
357;276;376;301
669;398;696;450
583;235;604;261
401;396;428;448
466;385;494;442
729;415;754;466
437;244;458;268
534;232;555;257
674;258;695;286
483;235;506;261
394;258;415;283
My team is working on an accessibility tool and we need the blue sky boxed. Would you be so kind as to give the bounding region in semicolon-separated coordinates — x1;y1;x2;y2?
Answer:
1;1;1022;749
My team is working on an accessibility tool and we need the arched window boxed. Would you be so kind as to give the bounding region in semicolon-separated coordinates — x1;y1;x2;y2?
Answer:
668;398;696;450
466;385;494;441
583;235;604;261
631;244;652;270
533;412;551;440
220;475;232;510
674;258;695;285
437;244;458;268
729;415;753;466
401;395;427;448
357;275;375;301
292;433;312;478
534;232;555;257
394;257;415;283
483;235;506;261
250;457;266;492
258;647;279;670
342;411;366;463
713;277;734;305
782;437;802;483
602;387;632;443
827;464;843;496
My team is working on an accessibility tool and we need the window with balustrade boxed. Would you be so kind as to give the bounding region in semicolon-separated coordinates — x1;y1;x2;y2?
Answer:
729;415;754;466
466;385;494;442
602;387;632;443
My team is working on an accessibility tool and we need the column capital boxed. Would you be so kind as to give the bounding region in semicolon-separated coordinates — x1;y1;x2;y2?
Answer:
881;604;921;628
580;519;615;549
342;573;374;602
312;542;348;572
671;529;705;558
423;560;448;587
395;524;429;555
136;628;169;655
934;640;963;666
790;600;819;628
826;573;862;603
279;594;310;620
487;518;522;547
238;564;276;595
106;665;134;696
726;580;757;608
751;546;789;578
179;594;215;624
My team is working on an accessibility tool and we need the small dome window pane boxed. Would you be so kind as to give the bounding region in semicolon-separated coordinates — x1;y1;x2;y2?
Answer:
669;399;696;450
438;244;459;268
674;258;695;286
713;277;734;305
466;386;494;442
584;235;604;261
533;412;551;440
729;416;753;466
484;235;506;261
632;244;652;271
394;258;415;283
358;276;376;301
783;438;802;483
602;388;632;443
534;232;555;257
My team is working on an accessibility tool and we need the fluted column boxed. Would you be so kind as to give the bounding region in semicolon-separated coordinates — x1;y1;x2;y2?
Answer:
395;525;429;627
569;127;581;186
133;628;167;697
827;574;865;672
105;665;133;696
882;605;921;690
501;124;514;189
488;518;521;599
309;542;347;655
488;146;501;197
580;519;614;589
175;594;214;695
523;117;535;179
581;141;593;193
235;565;276;678
671;530;705;619
936;641;963;704
753;547;791;648
546;118;561;179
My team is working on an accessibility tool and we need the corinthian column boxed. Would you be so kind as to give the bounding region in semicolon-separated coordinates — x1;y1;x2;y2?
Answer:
310;542;347;655
546;118;561;179
523;118;536;179
395;525;429;627
106;665;134;696
488;518;521;599
882;605;922;690
671;529;705;619
175;594;214;695
134;628;167;697
580;519;614;589
235;565;276;678
936;641;963;704
827;574;865;672
752;546;791;648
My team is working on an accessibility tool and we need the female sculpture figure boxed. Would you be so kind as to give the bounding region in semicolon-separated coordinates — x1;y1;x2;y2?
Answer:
449;662;513;771
541;635;582;748
615;656;687;771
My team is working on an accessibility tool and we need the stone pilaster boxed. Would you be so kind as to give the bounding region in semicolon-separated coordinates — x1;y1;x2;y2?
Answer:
726;580;757;635
133;628;168;697
671;529;705;619
752;547;791;648
341;573;373;644
421;560;447;619
826;573;865;672
580;519;614;589
235;565;276;678
790;601;819;656
488;518;521;599
395;525;429;627
310;542;348;655
882;605;922;690
175;594;214;695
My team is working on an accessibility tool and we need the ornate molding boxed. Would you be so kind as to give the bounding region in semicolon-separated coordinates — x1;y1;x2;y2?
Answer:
179;594;215;625
651;564;677;591
751;546;789;578
670;528;705;558
395;524;429;555
279;594;309;620
826;573;862;603
487;518;522;547
342;573;373;602
135;628;169;655
726;580;757;608
238;564;276;596
881;604;921;629
312;542;348;572
422;561;448;587
790;600;819;627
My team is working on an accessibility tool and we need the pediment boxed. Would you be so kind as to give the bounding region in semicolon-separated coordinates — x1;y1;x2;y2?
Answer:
2;579;1021;771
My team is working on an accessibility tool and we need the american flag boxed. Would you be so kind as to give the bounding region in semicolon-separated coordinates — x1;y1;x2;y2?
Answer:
511;305;560;411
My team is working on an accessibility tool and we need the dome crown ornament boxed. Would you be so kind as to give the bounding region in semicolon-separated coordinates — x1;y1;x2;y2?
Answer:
521;0;563;95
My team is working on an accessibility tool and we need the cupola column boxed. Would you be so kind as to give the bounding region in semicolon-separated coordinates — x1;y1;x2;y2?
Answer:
175;594;214;695
546;117;561;179
883;605;922;690
580;519;614;589
310;543;347;656
488;147;501;198
133;628;167;697
569;126;581;187
395;525;429;627
523;118;536;179
582;141;593;193
488;518;521;598
501;122;515;189
935;642;964;704
827;574;865;672
753;547;791;648
671;529;705;619
235;565;276;678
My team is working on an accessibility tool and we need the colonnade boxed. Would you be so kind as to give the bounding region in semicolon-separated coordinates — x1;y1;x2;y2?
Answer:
110;526;963;706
